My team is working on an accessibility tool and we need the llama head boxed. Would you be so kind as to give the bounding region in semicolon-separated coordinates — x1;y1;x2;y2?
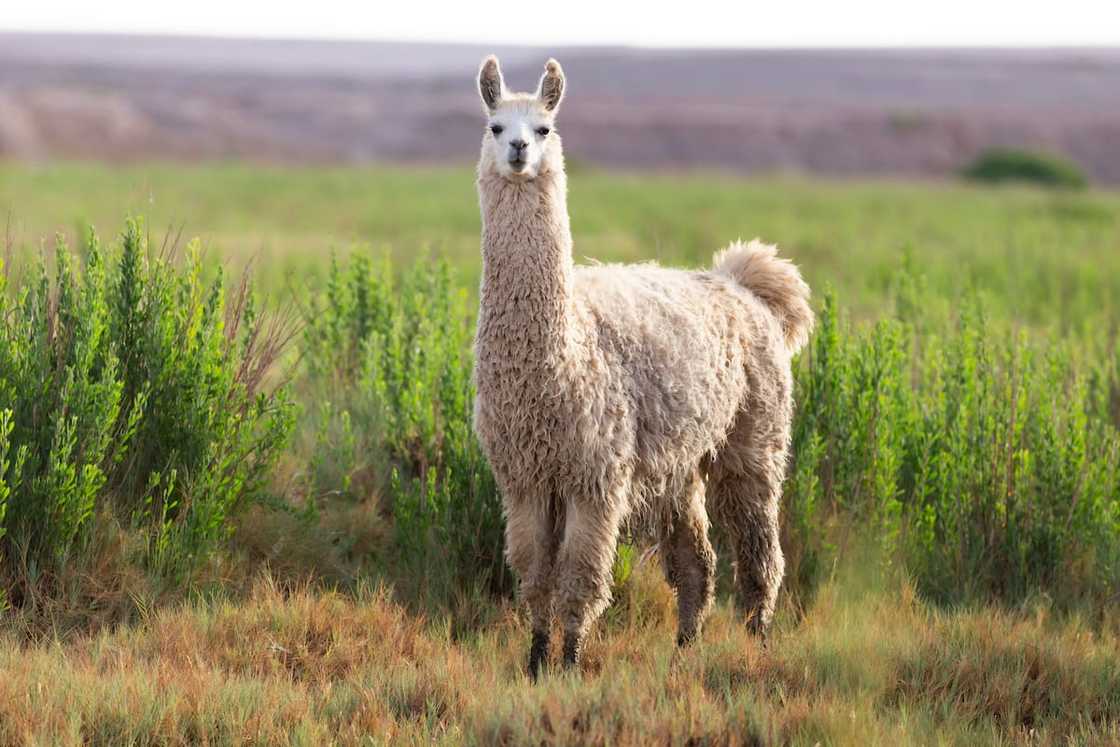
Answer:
477;56;565;181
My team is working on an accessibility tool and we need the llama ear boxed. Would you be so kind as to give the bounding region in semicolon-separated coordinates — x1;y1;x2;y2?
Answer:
478;55;504;113
537;59;565;112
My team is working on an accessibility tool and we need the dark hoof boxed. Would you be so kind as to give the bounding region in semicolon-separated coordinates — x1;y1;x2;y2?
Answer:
528;630;549;681
676;630;697;647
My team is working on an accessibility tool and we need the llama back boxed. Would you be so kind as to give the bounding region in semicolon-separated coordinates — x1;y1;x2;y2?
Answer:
712;240;814;353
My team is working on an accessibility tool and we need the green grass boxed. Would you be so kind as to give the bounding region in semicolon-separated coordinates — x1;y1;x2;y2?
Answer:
4;161;1118;326
1;161;1119;744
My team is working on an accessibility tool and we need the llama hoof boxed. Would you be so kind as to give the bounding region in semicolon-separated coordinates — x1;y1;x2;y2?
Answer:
561;632;582;670
527;630;550;681
676;630;697;648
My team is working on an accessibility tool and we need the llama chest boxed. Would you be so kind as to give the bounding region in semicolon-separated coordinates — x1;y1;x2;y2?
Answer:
472;356;632;504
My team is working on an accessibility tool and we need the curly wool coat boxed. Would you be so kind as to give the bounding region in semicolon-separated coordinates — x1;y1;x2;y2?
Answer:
472;82;812;677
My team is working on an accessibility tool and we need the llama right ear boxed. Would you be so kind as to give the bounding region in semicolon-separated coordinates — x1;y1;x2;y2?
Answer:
478;56;504;113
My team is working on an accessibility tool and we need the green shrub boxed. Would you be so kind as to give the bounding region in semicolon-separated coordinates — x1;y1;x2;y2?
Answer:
0;220;295;598
962;148;1088;189
302;254;510;598
789;286;1120;607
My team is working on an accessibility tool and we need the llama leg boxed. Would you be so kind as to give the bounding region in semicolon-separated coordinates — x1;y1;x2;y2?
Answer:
715;468;785;638
554;496;624;670
662;472;716;647
505;498;562;680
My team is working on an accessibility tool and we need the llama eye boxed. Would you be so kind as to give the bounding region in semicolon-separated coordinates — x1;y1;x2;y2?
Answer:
536;127;551;137
490;124;504;135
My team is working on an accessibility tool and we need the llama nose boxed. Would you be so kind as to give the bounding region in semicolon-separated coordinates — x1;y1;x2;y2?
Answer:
510;139;527;152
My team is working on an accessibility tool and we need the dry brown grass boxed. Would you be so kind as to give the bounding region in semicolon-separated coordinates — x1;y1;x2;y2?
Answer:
1;557;1117;746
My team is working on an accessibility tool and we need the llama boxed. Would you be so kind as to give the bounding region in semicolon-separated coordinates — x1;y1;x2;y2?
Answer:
471;56;813;679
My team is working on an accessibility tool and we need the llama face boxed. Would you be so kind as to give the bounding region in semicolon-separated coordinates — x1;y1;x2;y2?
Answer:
478;56;565;181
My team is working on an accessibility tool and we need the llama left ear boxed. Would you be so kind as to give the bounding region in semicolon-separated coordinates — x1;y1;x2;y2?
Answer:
537;59;565;112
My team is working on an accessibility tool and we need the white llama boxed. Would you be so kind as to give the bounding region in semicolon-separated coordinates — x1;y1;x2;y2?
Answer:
471;56;813;679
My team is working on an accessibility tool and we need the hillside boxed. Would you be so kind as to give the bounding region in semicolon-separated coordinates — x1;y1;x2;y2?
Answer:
2;34;1119;181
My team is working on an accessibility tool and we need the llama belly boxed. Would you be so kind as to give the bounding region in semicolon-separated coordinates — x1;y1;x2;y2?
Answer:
572;266;755;477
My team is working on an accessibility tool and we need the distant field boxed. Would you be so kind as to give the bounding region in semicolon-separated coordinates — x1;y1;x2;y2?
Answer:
3;161;1118;324
1;161;1119;744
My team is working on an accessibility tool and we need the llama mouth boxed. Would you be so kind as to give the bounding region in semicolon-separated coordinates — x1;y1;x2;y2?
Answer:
508;158;527;172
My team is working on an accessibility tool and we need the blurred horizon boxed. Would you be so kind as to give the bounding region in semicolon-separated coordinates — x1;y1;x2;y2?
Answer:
2;31;1120;183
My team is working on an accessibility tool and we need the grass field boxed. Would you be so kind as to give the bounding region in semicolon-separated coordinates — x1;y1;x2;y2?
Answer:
0;161;1118;745
5;161;1119;324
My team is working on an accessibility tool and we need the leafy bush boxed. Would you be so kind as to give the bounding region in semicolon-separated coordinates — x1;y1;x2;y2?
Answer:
302;255;510;598
0;220;295;599
962;148;1088;189
789;288;1120;607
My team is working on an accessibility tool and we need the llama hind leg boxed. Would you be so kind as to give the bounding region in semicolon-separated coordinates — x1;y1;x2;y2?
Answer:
505;499;562;680
662;472;716;647
553;495;625;669
713;468;785;637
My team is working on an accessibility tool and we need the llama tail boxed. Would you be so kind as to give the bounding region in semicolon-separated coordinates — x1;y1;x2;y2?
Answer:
712;239;814;353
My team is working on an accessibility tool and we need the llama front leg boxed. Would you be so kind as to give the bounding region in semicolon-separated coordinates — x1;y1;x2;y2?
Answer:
553;495;625;669
505;498;562;680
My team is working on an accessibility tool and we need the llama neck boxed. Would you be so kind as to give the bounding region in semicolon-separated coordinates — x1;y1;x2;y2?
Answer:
476;165;574;366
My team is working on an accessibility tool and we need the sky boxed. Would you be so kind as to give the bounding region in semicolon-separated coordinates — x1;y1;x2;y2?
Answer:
3;0;1118;47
